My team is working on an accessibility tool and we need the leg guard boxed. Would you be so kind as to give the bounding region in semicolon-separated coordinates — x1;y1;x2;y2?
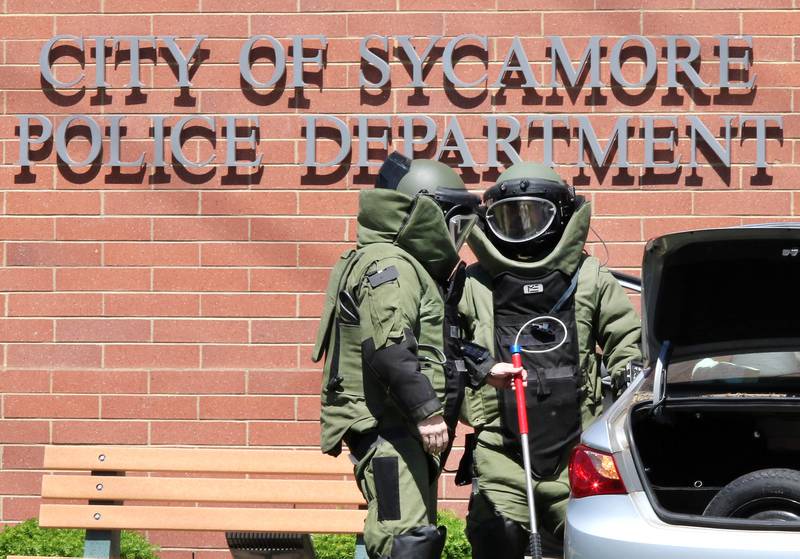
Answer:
467;513;528;559
387;525;446;559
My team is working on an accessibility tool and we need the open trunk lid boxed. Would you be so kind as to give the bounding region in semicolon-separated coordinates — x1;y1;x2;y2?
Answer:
642;225;800;405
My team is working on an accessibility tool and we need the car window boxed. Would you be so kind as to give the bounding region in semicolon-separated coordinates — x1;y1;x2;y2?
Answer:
668;351;800;385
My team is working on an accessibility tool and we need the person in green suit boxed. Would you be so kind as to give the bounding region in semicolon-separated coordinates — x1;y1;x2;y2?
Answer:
458;163;642;558
312;153;523;559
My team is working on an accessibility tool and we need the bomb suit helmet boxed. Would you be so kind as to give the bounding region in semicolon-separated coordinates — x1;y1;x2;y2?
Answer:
483;163;577;260
377;152;480;251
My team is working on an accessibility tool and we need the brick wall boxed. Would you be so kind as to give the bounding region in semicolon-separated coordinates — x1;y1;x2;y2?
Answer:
0;1;798;557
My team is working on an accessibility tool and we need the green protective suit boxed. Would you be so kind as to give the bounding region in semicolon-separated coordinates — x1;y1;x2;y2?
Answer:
313;188;475;559
458;200;642;545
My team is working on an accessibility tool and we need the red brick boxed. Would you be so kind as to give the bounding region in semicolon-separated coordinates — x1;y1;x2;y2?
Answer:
347;12;442;36
201;192;296;215
249;422;320;446
2;446;45;469
55;218;151;241
151;421;246;445
3;496;41;521
6;343;102;368
744;11;800;35
593;192;693;216
543;11;640;36
56;267;150;291
199;396;295;420
445;12;541;36
103;0;198;9
104;243;199;266
102;396;197;420
153;319;249;343
152;15;248;37
55;15;151;35
0;421;50;444
200;243;296;267
250;268;330;292
298;192;358;216
296;396;320;420
7;0;99;11
5;395;99;419
251;14;346;37
248;371;321;395
0;472;42;495
7;192;100;215
56;319;150;342
596;242;645;268
151;370;246;394
299;243;354;267
204;0;294;11
251;217;347;241
202;345;297;369
201;294;295;318
694;191;791;216
9;293;102;317
7;243;100;266
153;268;248;292
643;217;743;239
404;0;494;8
0;319;53;343
105;293;200;317
298;293;325;317
53;420;148;444
0;370;50;393
0;269;52;292
106;192;199;216
153;218;249;241
52;370;148;394
0;16;53;39
104;345;200;369
251;319;318;343
0;218;54;240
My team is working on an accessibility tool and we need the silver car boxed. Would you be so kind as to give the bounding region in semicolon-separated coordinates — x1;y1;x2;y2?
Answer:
565;225;800;559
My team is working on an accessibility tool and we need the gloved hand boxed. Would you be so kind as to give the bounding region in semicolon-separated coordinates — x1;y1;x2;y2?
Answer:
485;362;527;390
417;414;449;455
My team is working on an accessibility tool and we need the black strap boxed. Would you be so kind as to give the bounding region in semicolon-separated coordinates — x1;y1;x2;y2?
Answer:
549;270;580;314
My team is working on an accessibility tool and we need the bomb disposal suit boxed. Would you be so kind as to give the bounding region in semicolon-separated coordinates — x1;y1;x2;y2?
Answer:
313;155;495;559
458;163;642;558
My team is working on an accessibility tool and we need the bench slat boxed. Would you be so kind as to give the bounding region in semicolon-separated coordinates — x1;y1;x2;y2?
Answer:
40;504;367;533
43;475;366;505
43;446;353;475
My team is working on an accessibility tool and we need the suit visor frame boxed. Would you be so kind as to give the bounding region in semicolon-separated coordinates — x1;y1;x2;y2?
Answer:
485;195;557;244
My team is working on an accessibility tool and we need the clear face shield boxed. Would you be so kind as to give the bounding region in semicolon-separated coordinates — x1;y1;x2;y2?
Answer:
485;196;557;244
434;187;480;252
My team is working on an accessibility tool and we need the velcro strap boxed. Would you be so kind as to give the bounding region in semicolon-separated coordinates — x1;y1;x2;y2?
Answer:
367;265;399;288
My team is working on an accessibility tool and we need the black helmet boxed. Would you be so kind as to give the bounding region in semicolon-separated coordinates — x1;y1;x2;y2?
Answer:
482;163;577;260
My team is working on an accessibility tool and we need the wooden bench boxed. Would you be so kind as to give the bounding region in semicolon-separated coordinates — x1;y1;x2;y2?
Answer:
12;445;368;559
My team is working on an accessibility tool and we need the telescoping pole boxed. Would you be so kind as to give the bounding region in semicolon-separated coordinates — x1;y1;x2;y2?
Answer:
510;344;542;559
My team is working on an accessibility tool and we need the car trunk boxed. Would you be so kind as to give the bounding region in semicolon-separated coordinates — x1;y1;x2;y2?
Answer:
629;400;800;517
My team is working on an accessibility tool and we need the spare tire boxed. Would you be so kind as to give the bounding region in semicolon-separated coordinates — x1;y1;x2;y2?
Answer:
703;468;800;522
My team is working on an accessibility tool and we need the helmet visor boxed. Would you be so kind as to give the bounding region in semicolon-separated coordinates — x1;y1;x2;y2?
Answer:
485;196;557;243
448;213;478;252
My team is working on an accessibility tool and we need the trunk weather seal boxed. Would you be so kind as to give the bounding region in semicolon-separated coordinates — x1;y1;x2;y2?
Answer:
626;398;800;532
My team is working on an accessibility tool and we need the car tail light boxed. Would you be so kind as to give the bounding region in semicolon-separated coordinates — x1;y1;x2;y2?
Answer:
569;444;627;498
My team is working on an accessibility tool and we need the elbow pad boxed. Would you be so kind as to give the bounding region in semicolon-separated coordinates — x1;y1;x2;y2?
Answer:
362;328;442;422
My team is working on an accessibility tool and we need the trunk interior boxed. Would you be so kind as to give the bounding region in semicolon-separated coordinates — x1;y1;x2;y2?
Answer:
630;402;800;516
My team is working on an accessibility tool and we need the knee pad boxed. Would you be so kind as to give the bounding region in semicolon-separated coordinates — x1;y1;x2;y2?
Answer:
389;524;446;559
467;514;528;559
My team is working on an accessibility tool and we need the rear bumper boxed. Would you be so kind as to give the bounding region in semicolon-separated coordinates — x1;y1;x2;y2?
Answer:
565;492;800;559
